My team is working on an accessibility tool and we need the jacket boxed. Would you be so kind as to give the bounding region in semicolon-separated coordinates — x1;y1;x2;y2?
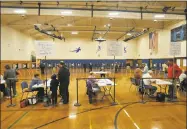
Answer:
50;79;59;92
58;66;70;83
4;69;16;85
168;64;182;78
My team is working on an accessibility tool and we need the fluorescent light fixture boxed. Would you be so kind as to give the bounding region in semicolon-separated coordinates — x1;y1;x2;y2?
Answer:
34;24;41;26
154;14;165;18
154;19;158;22
127;33;131;36
67;24;72;26
69;114;76;119
14;9;26;14
71;31;78;34
109;12;119;16
61;11;72;15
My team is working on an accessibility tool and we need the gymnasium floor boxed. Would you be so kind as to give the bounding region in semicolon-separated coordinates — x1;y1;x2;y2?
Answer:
1;69;186;129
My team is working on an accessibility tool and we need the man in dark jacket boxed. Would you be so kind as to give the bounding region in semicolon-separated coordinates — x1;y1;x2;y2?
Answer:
4;65;17;97
58;61;70;104
40;63;45;75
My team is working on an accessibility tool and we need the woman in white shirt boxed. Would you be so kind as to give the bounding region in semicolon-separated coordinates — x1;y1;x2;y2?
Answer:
179;70;187;83
142;70;157;96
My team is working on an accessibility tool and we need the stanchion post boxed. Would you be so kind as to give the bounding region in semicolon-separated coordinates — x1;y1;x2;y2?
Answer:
112;77;117;105
74;78;81;106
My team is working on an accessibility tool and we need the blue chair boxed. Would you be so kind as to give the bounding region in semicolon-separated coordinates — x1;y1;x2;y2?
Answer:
129;78;139;93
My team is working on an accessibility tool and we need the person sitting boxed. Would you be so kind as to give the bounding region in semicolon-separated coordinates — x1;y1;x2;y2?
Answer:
0;75;7;98
142;70;157;97
179;70;187;83
50;74;59;106
134;67;142;86
29;74;44;101
179;71;187;91
86;73;99;104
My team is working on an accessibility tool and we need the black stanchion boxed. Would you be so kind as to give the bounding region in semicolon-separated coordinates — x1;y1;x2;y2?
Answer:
74;79;81;106
112;78;117;105
140;78;146;104
7;78;16;107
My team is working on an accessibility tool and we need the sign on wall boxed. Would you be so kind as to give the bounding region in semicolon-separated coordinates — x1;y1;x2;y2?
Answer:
107;41;122;56
35;41;54;57
169;42;181;56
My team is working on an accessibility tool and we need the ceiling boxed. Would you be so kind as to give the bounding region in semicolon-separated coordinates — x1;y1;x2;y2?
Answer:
1;1;186;41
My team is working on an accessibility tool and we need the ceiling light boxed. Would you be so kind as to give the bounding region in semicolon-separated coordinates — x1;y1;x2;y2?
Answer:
67;24;72;26
61;11;72;15
71;31;78;34
14;9;27;14
34;24;41;26
154;14;165;18
127;33;131;36
154;19;157;22
109;12;119;16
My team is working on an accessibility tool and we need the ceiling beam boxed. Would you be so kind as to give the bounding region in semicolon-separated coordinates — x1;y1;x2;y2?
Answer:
1;6;185;15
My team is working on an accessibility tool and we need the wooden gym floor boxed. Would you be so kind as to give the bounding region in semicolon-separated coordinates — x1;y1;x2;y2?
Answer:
0;69;186;129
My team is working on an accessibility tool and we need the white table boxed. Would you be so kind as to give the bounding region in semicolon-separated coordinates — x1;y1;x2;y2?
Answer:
155;79;172;93
91;71;111;74
32;79;51;89
95;79;116;100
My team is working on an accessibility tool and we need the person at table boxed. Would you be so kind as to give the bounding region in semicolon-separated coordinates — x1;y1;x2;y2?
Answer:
179;70;187;83
58;61;70;104
167;59;182;99
179;70;187;91
29;74;44;101
142;63;149;74
50;74;59;106
0;75;7;98
162;62;168;78
4;65;17;98
87;73;99;104
142;70;157;97
134;67;142;86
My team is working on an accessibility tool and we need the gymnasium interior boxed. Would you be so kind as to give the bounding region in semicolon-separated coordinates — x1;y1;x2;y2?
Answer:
0;1;187;129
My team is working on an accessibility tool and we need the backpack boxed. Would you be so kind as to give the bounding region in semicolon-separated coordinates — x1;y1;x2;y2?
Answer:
156;92;165;102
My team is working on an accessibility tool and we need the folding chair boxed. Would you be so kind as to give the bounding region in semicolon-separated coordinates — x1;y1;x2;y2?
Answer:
129;78;139;93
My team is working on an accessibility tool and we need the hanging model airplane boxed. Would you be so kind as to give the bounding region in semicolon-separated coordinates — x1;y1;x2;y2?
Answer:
70;47;81;53
124;46;127;53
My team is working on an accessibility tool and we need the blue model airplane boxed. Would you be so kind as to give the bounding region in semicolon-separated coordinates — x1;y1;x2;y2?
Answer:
124;46;127;53
70;47;81;53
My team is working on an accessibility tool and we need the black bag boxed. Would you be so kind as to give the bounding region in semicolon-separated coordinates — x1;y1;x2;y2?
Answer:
156;92;165;102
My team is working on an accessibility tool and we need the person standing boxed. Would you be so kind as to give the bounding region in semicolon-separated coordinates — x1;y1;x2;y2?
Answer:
50;74;59;106
89;63;93;72
162;62;168;78
167;59;182;99
83;63;87;73
40;62;45;75
142;63;149;74
3;65;17;98
58;61;70;104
